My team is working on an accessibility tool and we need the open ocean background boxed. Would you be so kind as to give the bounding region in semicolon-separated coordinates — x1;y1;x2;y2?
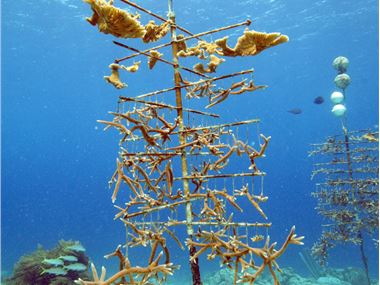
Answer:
1;0;379;283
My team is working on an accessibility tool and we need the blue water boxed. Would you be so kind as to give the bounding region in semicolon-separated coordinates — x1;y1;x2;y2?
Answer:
1;0;379;283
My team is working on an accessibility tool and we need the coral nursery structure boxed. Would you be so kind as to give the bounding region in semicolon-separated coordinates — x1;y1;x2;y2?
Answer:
78;0;303;284
309;129;379;283
309;56;379;285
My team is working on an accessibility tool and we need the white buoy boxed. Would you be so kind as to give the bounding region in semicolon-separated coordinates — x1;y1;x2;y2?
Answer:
331;104;347;117
330;91;344;104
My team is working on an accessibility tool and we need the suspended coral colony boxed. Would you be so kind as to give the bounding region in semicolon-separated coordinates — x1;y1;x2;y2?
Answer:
77;0;303;284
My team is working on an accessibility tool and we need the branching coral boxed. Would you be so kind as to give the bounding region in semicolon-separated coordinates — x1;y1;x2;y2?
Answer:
148;50;163;69
103;63;127;89
125;61;141;72
75;229;179;285
193;55;225;74
177;40;219;58
215;29;289;57
177;29;288;59
186;226;303;285
75;255;177;285
206;79;266;108
310;130;379;269
83;2;299;284
84;0;146;38
143;20;171;43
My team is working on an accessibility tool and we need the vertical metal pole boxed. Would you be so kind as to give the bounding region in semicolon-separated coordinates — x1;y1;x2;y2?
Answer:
167;1;202;284
341;113;371;285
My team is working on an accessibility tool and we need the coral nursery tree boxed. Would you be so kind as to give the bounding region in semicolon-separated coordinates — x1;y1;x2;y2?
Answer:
77;0;303;284
309;129;379;285
309;58;379;285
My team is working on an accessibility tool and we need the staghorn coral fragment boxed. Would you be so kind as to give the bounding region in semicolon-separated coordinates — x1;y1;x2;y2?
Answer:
143;20;171;43
193;55;225;74
123;61;141;73
104;63;127;89
207;55;226;72
177;46;203;58
198;41;220;55
148;50;163;69
177;40;219;58
215;29;289;57
193;63;208;74
84;0;146;38
176;34;187;53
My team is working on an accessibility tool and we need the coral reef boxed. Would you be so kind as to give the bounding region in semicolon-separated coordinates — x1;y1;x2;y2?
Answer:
5;240;89;285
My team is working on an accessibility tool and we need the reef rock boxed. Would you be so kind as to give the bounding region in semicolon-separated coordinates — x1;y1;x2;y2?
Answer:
317;276;350;285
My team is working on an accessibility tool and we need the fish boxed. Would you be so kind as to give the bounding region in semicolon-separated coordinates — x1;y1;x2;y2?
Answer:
65;243;86;252
313;96;324;104
287;108;302;115
41;267;67;276
42;258;64;266
64;263;87;271
59;255;78;262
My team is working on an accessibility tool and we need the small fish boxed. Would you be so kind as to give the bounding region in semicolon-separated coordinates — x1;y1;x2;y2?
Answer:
42;258;64;266
64;263;87;271
65;243;86;252
287;108;302;115
59;255;78;262
313;96;324;104
41;267;67;276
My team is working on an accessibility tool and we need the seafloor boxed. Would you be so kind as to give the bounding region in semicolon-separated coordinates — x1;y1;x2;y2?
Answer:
2;263;379;285
201;266;379;285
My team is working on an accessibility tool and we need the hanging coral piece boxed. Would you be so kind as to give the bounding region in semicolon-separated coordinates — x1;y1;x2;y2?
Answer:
178;29;287;59
206;79;266;108
143;20;171;43
104;63;127;89
215;29;289;56
178;40;219;59
84;0;146;38
148;50;163;69
193;55;225;74
198;41;220;55
177;47;203;58
176;34;187;53
124;61;141;72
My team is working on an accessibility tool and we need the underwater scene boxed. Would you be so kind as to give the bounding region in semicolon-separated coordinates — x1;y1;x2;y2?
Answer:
1;0;379;284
